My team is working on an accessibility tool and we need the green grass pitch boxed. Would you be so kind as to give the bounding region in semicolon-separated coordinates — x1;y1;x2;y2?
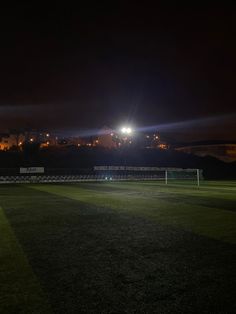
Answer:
0;180;236;313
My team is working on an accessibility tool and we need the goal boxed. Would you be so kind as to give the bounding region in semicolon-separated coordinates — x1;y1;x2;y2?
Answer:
162;168;202;186
94;166;203;185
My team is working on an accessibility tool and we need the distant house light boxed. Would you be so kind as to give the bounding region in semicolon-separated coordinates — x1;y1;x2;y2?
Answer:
159;144;167;149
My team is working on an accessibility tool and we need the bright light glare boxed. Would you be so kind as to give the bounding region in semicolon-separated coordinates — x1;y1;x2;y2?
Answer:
120;126;133;134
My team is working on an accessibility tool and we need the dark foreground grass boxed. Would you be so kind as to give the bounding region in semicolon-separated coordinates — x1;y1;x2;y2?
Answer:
0;180;236;313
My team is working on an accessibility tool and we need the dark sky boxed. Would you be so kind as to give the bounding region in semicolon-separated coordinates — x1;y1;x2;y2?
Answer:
0;4;235;140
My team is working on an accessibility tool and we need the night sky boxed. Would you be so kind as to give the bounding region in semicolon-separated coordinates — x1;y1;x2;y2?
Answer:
0;4;235;141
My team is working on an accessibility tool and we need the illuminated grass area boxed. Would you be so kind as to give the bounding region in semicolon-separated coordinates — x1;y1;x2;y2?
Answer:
0;181;236;313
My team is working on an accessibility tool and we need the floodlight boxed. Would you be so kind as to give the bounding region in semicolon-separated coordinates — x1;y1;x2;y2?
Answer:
120;126;133;135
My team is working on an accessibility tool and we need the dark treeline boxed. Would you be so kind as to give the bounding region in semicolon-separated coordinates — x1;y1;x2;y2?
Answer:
0;146;236;179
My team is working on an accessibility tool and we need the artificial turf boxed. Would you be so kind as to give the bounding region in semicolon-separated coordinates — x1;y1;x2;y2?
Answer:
0;180;236;313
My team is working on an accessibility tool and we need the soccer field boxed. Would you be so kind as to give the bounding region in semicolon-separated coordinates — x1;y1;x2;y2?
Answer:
1;181;236;313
